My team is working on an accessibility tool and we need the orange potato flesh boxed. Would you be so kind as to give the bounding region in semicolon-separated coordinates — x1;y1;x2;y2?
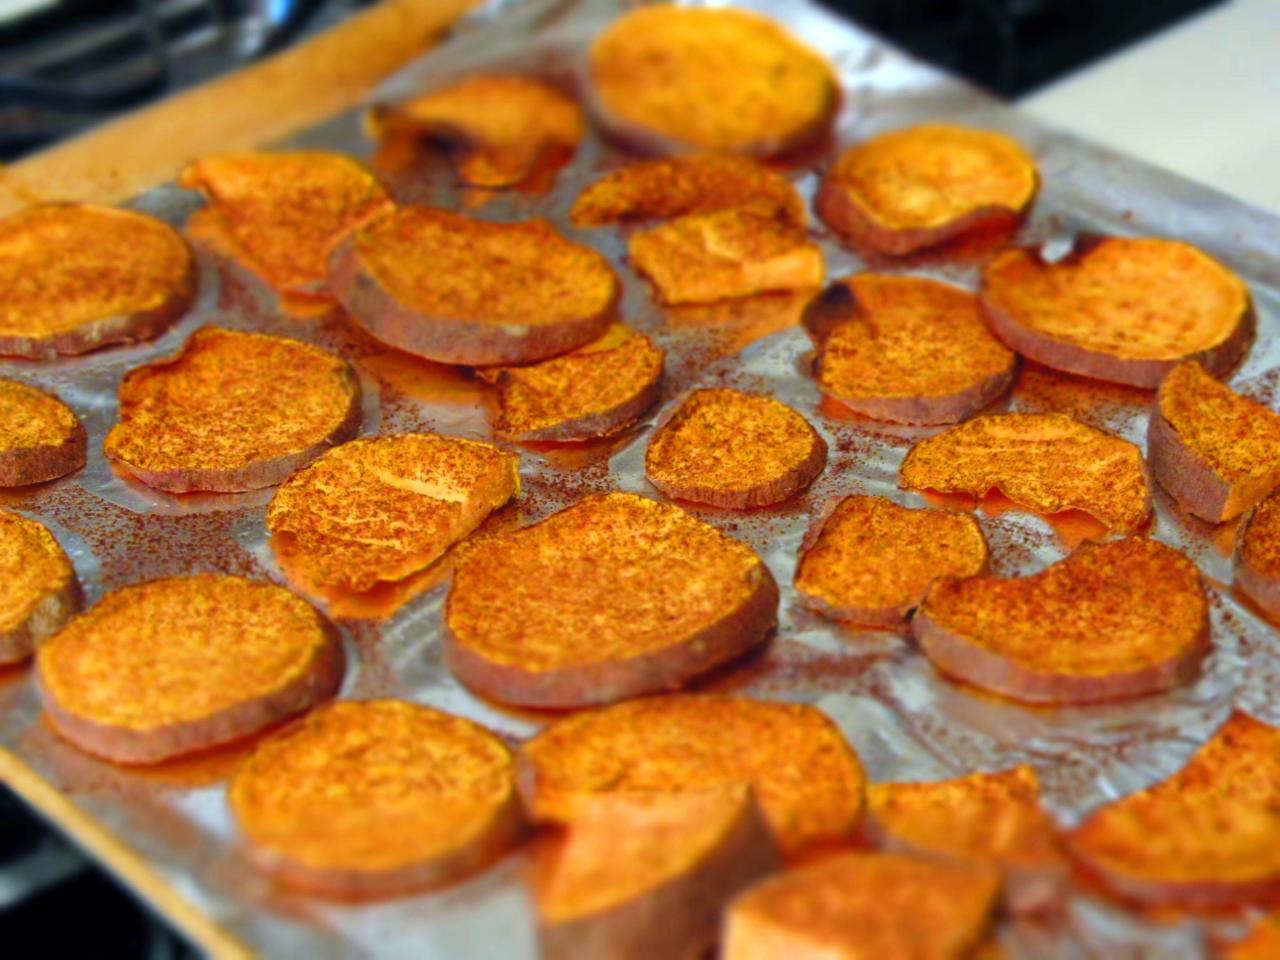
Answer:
1236;490;1280;621
0;204;195;359
817;124;1038;256
723;851;1001;960
588;6;836;156
571;154;806;227
479;324;664;442
230;700;521;899
518;693;866;857
0;379;86;487
899;412;1152;534
867;765;1067;912
370;74;584;188
809;274;1017;424
104;327;361;493
180;151;392;296
0;510;80;665
1068;712;1280;908
914;538;1210;704
1150;361;1280;522
630;209;824;304
37;575;343;764
445;493;778;708
980;237;1253;388
1224;915;1280;960
645;388;827;508
795;495;988;630
266;433;520;594
665;289;815;354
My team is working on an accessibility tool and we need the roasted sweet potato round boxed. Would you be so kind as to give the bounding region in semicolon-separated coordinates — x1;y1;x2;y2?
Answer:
571;154;806;228
1225;916;1280;960
0;379;86;487
795;495;988;630
1067;712;1280;908
0;510;80;665
0;203;195;359
330;206;618;366
370;74;584;188
230;699;522;899
445;493;777;708
1236;489;1280;621
816;124;1038;256
480;324;664;442
807;274;1017;424
104;326;361;493
534;786;779;960
180;151;392;297
630;209;824;305
866;765;1067;913
981;237;1254;388
37;575;343;764
913;538;1210;704
723;852;1000;960
1148;361;1280;522
899;412;1152;534
646;388;827;509
587;6;836;156
518;693;866;857
267;433;520;594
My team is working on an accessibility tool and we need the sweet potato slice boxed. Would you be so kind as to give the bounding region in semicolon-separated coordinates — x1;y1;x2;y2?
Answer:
179;151;392;297
571;155;806;228
37;575;343;764
866;765;1067;913
587;6;836;156
0;380;86;487
0;203;195;359
1235;489;1280;620
477;324;664;442
795;495;988;630
104;327;360;493
1068;712;1280;907
267;433;519;594
645;388;827;509
1224;916;1280;960
0;510;80;665
807;274;1017;424
229;699;522;899
816;125;1038;257
630;209;824;305
370;74;584;189
330;206;617;366
723;852;1000;960
980;237;1253;388
445;493;777;708
899;412;1152;534
1149;361;1280;522
518;693;866;857
913;537;1210;704
533;786;779;960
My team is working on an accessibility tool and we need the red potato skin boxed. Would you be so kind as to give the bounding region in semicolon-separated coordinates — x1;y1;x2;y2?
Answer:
37;628;345;765
1067;842;1280;911
493;370;663;444
328;234;615;367
911;601;1212;704
0;578;82;665
0;420;87;487
444;566;779;709
538;796;780;960
246;792;526;902
1146;409;1278;523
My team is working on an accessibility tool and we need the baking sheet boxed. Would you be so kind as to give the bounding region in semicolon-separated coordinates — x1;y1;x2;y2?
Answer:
3;0;1280;956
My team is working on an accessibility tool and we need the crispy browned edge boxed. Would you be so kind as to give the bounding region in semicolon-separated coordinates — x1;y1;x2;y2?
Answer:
328;230;616;366
912;577;1212;704
0;418;87;488
804;282;1017;425
36;621;345;764
444;563;780;709
536;792;780;960
106;342;362;493
0;575;82;665
980;237;1257;389
1236;501;1280;621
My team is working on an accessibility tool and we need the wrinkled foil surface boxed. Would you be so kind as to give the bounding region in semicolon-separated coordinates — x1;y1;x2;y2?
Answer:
2;1;1280;956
